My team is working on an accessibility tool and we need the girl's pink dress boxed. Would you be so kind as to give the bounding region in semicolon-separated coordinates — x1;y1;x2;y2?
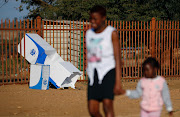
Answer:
126;76;173;117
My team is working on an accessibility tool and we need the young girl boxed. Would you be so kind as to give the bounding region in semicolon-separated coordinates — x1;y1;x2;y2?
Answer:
86;5;124;117
125;57;173;117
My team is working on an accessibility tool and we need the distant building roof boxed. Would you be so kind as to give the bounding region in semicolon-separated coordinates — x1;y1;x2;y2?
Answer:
42;19;90;25
121;47;144;50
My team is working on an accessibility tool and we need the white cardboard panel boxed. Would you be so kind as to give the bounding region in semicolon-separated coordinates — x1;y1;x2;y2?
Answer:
18;35;39;64
30;64;50;90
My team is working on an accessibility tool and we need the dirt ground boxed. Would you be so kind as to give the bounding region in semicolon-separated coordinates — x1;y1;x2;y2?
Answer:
0;80;180;117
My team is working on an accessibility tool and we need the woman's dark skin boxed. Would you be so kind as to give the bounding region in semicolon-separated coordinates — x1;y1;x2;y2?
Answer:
87;12;124;117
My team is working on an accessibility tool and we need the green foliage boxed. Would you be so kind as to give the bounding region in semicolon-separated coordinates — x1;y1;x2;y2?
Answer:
17;0;180;21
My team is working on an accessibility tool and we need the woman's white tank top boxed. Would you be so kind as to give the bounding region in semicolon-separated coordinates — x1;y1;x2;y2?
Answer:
86;26;116;86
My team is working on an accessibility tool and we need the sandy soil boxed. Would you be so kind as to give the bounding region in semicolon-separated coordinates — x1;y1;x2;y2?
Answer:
0;80;180;117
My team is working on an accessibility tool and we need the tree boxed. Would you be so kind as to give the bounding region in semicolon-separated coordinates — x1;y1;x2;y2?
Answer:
136;0;180;20
16;0;180;21
16;0;56;19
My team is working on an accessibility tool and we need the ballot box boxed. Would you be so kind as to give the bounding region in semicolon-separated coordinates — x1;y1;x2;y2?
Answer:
29;64;50;90
18;33;82;89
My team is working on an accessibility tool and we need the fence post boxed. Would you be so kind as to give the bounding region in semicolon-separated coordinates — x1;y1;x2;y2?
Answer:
36;16;41;36
151;17;156;58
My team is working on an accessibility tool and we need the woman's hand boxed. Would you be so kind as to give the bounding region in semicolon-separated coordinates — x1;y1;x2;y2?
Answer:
114;83;125;95
169;111;173;117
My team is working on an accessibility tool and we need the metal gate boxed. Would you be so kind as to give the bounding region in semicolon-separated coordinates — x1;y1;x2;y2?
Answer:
0;17;179;85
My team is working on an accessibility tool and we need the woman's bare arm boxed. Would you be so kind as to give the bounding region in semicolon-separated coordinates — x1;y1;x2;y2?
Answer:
112;30;125;95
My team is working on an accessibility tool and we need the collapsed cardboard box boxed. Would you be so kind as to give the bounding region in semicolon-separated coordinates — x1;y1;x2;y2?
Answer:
18;33;81;89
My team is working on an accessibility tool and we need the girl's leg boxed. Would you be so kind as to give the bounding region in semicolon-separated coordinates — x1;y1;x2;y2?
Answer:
102;99;114;117
149;110;161;117
88;100;102;117
141;109;149;117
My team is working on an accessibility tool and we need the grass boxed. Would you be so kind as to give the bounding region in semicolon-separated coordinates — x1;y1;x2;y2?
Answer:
0;57;29;81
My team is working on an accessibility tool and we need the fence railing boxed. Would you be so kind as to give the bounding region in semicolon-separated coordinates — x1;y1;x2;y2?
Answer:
0;16;180;85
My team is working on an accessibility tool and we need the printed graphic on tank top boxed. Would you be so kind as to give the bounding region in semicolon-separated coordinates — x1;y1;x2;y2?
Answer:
87;38;103;62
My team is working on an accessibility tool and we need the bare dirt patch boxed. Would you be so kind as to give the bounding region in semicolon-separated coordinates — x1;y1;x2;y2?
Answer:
0;80;180;117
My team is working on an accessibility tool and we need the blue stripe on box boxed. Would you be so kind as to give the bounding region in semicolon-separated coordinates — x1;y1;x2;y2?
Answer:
49;77;60;89
26;34;47;64
29;66;43;90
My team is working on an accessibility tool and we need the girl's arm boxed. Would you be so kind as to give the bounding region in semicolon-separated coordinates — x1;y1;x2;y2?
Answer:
162;81;173;113
112;30;125;95
126;80;142;99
